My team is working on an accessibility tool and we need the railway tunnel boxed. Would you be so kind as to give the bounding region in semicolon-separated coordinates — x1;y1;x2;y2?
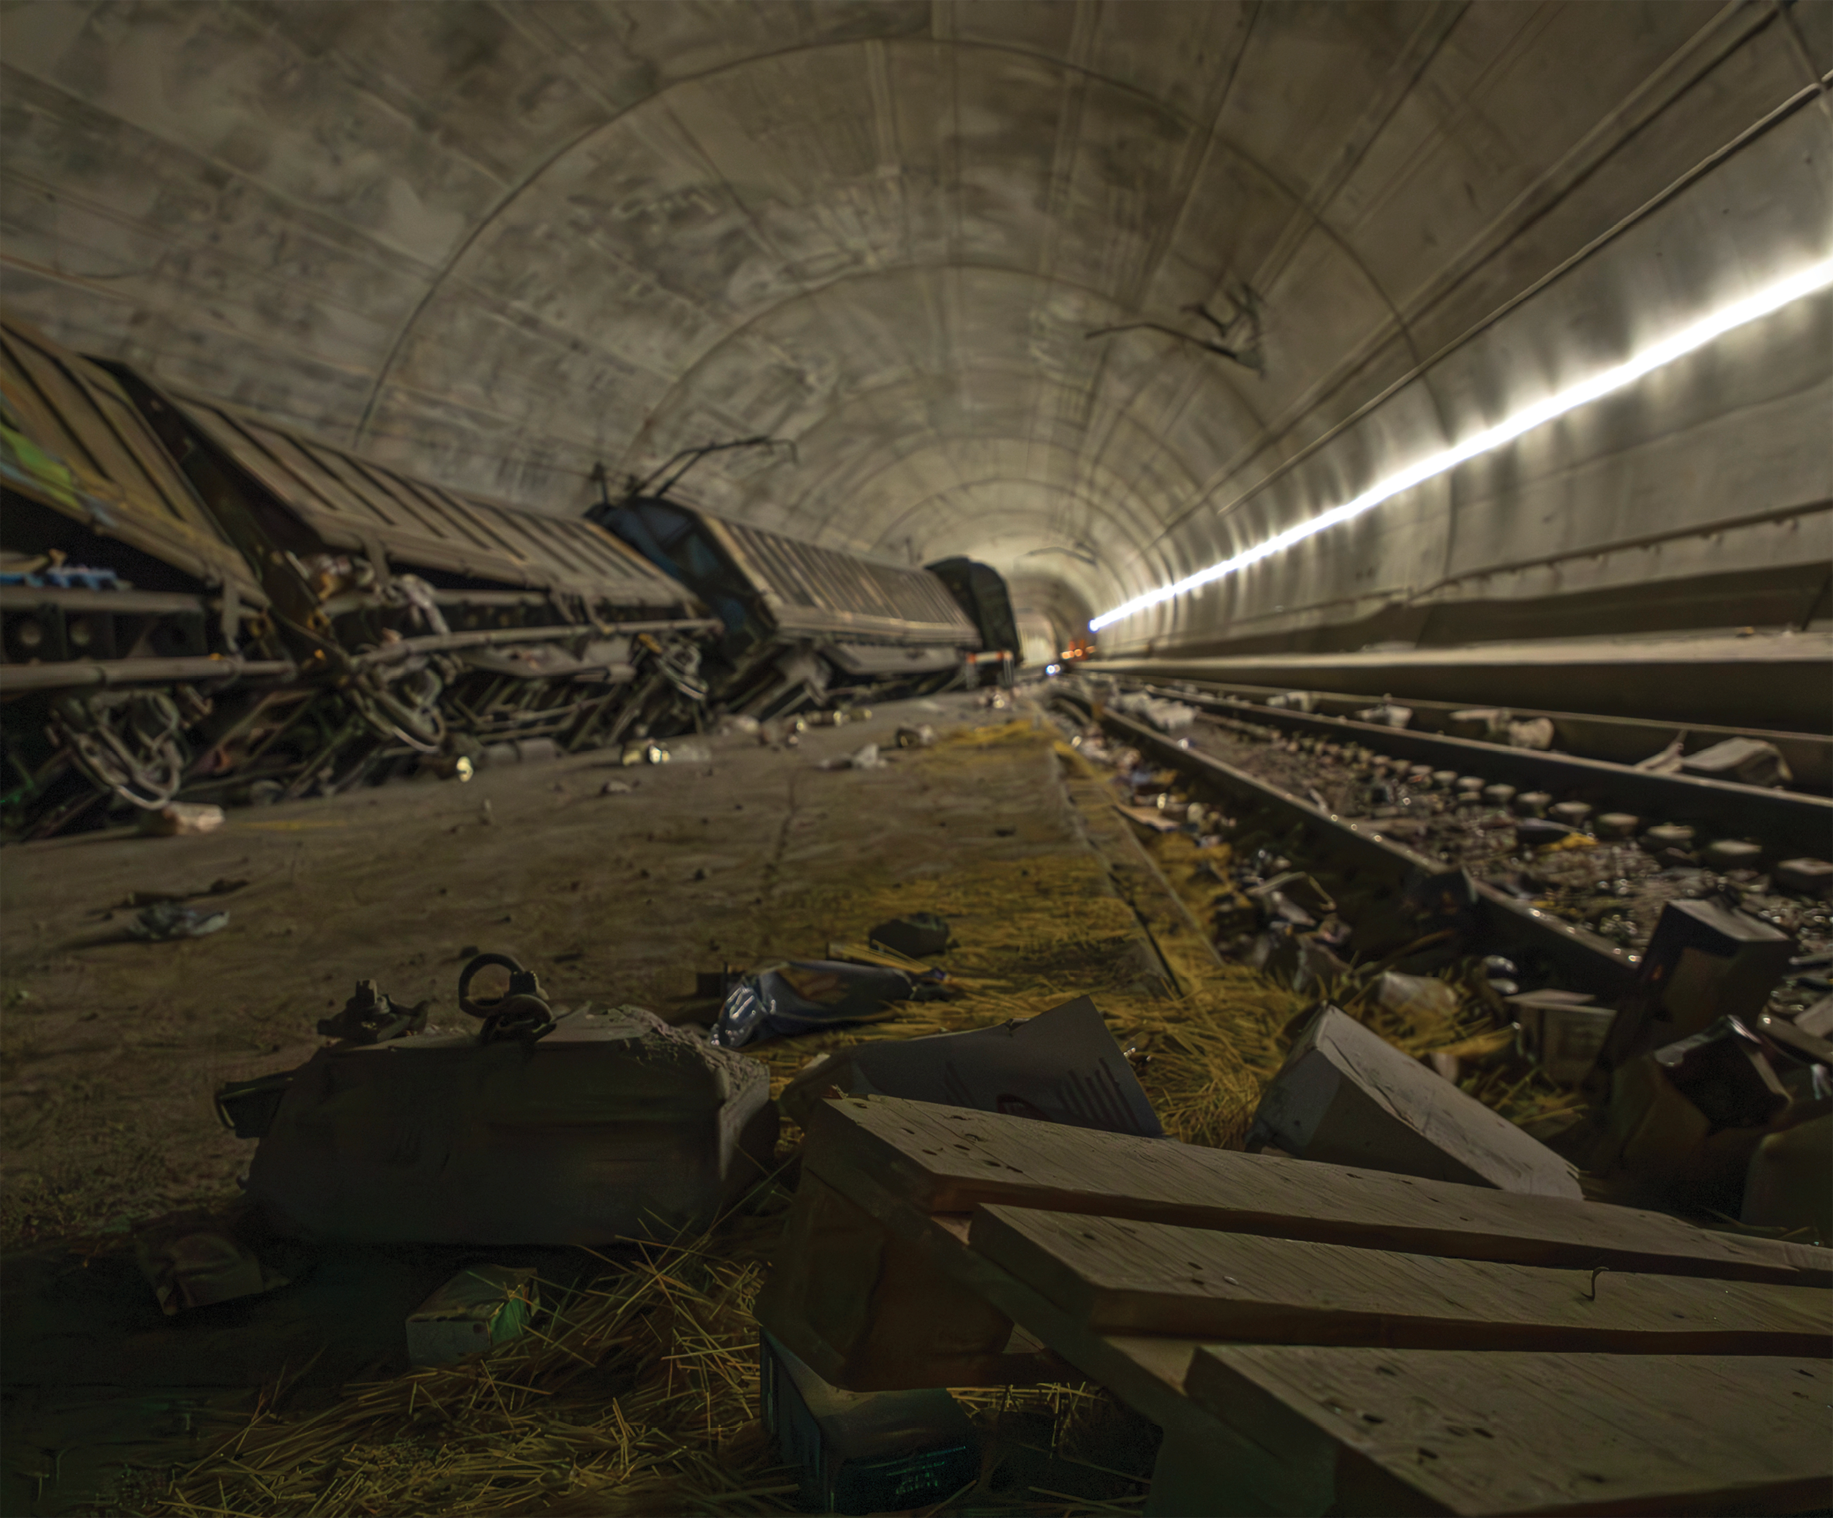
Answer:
1;5;1831;1514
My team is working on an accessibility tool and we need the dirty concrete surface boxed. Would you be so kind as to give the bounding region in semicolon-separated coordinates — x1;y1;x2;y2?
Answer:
1;694;1121;1511
0;695;1070;1249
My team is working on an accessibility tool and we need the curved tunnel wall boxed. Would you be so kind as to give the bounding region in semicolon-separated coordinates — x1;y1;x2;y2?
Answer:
2;1;1827;658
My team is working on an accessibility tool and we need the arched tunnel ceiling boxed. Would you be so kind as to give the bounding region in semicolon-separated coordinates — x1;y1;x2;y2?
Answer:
3;1;1829;646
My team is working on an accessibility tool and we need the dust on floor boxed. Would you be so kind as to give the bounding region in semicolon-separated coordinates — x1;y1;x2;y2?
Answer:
3;702;1497;1516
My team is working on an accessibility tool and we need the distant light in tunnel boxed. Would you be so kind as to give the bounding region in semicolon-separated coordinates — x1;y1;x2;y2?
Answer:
1090;257;1833;633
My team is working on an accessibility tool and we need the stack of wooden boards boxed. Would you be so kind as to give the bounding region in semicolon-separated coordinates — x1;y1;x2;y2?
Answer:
757;1096;1833;1516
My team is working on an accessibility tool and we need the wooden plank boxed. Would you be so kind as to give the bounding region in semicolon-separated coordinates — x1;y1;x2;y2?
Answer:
764;1154;1331;1510
751;1173;1066;1391
968;1205;1833;1357
805;1097;1832;1286
1183;1345;1832;1516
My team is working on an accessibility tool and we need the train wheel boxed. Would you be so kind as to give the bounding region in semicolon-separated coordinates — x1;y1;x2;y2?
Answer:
49;690;188;810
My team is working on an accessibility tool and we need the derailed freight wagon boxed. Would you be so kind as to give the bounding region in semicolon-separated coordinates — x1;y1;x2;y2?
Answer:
591;494;983;717
106;368;718;797
0;320;294;838
926;555;1022;682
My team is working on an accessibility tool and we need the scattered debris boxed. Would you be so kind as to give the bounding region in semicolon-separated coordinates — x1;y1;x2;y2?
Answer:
1681;736;1793;788
117;876;247;909
894;724;936;749
1656;1017;1790;1131
133;1206;289;1315
128;900;229;940
420;753;475;782
138;801;225;837
1448;707;1508;739
1597;899;1793;1074
1634;737;1686;774
406;1265;540;1366
1511;991;1612;1084
624;738;713;765
1246;1006;1583;1197
1115;802;1183;833
600;778;633;795
316;979;430;1045
712;959;931;1048
1600;1016;1806;1207
825;942;954;993
1354;703;1412;729
780;996;1163;1137
818;742;886;771
1506;716;1555;750
761;1329;979;1514
1110;692;1198;732
1372;969;1459;1022
868;912;951;960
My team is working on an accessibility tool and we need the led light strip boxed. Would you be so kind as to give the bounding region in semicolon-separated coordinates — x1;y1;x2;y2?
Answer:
1090;257;1833;632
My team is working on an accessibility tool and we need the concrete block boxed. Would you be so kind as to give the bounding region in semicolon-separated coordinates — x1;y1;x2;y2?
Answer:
1598;899;1793;1074
1247;1007;1582;1198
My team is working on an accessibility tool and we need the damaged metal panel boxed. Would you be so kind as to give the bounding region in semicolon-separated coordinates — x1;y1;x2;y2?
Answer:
0;320;265;606
167;393;699;615
592;492;987;716
1;320;293;839
710;516;979;645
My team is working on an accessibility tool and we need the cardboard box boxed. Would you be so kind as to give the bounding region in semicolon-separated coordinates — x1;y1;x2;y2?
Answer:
760;1330;978;1514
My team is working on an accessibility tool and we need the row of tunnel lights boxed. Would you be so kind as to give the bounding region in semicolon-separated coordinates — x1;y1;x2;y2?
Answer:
1089;256;1833;633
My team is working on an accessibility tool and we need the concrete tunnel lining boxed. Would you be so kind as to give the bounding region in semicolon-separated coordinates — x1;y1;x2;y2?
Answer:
1;0;1828;659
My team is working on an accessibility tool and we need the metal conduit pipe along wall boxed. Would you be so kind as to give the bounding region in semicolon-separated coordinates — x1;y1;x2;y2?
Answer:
2;1;1828;709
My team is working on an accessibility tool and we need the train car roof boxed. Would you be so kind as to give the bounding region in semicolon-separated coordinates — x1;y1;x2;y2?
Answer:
0;319;266;603
166;389;703;618
629;496;979;647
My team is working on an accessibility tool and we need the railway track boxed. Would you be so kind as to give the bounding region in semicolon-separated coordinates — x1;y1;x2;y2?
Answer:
1050;681;1831;1012
1093;667;1831;795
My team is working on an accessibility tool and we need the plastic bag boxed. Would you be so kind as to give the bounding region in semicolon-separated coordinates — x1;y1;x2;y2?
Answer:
711;959;927;1048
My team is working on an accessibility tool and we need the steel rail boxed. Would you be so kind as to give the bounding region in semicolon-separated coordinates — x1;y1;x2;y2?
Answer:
1075;700;1639;1000
1112;679;1833;858
1086;670;1830;794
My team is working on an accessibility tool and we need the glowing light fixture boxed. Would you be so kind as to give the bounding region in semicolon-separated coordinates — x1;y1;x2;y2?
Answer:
1091;257;1833;632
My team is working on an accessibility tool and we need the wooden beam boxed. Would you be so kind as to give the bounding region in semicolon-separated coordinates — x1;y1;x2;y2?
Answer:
968;1206;1833;1357
805;1097;1831;1286
778;1146;1328;1507
752;1172;1068;1391
1182;1345;1833;1516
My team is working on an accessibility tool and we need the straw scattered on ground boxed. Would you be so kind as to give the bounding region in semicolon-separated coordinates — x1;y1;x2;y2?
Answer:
140;714;1570;1517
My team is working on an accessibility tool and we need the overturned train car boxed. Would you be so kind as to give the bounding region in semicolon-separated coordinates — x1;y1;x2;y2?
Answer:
591;495;1009;716
1;320;294;837
107;367;715;791
2;318;714;838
